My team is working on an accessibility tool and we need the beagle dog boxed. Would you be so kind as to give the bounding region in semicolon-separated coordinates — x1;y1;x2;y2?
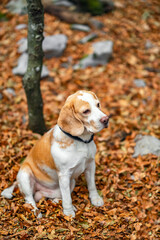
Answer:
1;90;109;217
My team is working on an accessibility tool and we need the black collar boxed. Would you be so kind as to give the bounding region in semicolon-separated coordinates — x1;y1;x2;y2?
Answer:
59;126;94;144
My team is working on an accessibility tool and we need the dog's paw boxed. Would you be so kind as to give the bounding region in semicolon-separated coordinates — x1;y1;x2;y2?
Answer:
91;195;104;207
63;207;75;218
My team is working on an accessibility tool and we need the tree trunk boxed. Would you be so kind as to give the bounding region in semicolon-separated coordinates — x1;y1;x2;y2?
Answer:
23;0;46;135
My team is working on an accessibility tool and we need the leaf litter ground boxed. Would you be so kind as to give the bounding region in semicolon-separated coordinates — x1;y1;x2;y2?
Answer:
0;0;160;239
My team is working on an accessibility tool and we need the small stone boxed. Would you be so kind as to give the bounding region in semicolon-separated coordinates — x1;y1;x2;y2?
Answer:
43;34;68;59
93;40;113;57
5;88;16;96
41;65;49;78
145;40;154;49
74;40;113;69
0;93;3;100
18;38;27;53
6;0;27;15
71;24;91;32
12;53;28;75
15;24;27;30
89;19;104;29
134;79;146;87
74;54;107;69
22;115;26;124
3;88;16;99
79;33;98;44
54;0;74;7
18;34;68;58
133;134;160;157
12;53;49;78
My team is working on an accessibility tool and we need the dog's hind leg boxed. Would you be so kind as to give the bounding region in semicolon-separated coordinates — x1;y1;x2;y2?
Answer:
1;181;18;199
17;168;41;216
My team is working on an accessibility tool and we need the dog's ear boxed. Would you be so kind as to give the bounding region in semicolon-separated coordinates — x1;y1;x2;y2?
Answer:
58;103;84;136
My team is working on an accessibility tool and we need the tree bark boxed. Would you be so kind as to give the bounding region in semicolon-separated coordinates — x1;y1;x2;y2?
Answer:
23;0;46;135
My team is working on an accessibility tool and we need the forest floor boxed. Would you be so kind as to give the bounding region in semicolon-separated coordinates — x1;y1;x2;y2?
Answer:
0;0;160;239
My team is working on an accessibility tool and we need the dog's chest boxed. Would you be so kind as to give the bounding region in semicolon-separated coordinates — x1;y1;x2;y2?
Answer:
71;143;91;176
52;140;96;178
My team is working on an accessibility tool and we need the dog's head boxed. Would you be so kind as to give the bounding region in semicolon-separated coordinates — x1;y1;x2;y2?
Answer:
58;90;109;136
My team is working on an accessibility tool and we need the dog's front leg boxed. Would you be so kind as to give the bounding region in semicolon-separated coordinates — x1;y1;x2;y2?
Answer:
85;160;104;207
58;173;75;217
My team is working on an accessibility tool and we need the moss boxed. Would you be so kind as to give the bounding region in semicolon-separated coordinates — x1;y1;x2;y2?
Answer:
86;0;104;15
72;0;104;15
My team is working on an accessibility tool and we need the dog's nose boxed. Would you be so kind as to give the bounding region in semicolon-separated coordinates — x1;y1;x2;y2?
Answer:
100;116;109;127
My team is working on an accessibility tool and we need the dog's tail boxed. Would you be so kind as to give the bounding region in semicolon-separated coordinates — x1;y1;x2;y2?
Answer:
1;181;18;199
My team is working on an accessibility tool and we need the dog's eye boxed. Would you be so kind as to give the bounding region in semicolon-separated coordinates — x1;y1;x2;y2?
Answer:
97;103;100;108
83;109;90;114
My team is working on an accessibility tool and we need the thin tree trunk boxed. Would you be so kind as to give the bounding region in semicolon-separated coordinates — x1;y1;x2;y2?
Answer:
23;0;46;135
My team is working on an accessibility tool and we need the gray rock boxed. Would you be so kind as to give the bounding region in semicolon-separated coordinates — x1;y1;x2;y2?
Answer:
5;88;16;97
22;115;27;124
79;33;98;44
89;19;104;29
6;0;27;15
133;134;160;157
134;79;146;87
93;40;113;58
0;93;3;100
43;34;68;58
71;24;91;32
15;24;27;30
18;38;27;53
12;53;28;75
18;34;68;58
41;65;49;78
54;0;75;7
145;40;154;49
12;53;49;78
74;40;113;69
74;54;107;69
130;175;135;180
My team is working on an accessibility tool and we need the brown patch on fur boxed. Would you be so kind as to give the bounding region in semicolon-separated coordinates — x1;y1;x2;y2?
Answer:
83;120;98;133
75;99;90;114
57;137;74;149
89;120;97;130
58;98;85;136
21;129;56;183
